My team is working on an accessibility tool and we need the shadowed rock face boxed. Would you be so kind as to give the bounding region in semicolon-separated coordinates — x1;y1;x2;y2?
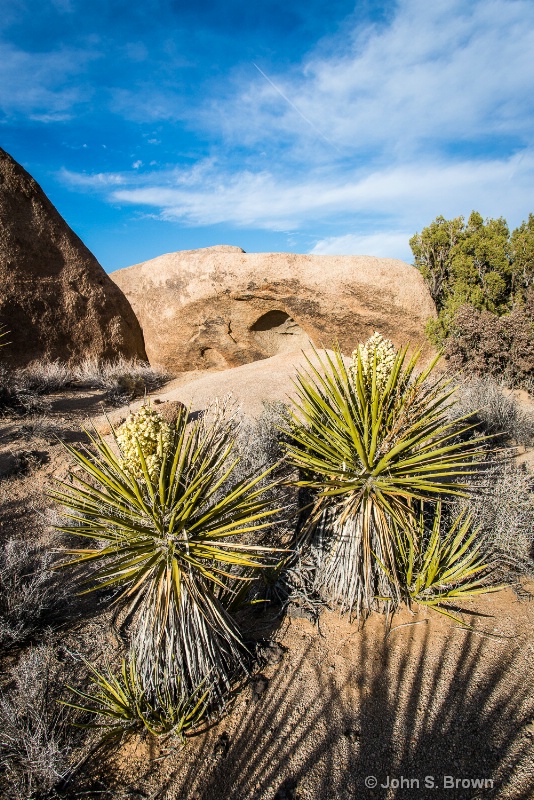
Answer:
0;148;147;368
111;246;436;373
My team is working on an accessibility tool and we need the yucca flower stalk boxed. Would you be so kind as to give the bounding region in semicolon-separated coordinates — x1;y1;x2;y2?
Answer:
51;400;284;703
284;341;488;618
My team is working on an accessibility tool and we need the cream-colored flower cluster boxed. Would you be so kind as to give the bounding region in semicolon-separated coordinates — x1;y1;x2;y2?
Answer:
351;332;397;392
116;404;173;483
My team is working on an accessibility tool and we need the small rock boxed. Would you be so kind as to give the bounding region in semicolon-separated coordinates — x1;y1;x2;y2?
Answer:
251;674;269;700
213;731;230;757
0;450;18;479
256;640;286;666
273;779;298;800
157;400;187;427
287;602;316;622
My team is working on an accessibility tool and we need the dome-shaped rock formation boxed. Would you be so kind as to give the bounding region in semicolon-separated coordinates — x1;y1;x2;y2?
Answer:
0;148;146;368
111;247;436;374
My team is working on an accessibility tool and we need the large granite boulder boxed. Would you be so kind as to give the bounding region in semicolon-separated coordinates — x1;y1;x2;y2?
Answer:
0;148;146;368
111;246;436;373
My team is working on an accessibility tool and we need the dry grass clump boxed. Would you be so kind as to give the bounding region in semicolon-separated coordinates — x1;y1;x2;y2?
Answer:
73;356;171;401
17;360;74;394
0;644;75;800
0;357;171;412
229;402;301;609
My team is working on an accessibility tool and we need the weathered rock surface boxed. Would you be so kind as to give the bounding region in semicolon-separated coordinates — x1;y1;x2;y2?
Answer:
0;147;147;368
95;349;320;425
111;247;436;373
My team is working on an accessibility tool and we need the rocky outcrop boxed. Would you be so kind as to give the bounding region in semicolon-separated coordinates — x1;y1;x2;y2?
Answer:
0;148;147;368
111;247;436;373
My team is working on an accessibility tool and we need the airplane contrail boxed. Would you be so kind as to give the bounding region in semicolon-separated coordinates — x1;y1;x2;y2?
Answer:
253;63;341;153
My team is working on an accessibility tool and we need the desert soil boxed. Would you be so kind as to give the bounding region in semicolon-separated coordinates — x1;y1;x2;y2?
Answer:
1;379;533;800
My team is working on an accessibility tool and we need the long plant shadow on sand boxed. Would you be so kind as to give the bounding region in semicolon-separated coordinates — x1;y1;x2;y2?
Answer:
143;619;533;800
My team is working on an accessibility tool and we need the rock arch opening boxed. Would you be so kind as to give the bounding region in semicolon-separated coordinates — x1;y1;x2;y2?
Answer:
250;310;310;357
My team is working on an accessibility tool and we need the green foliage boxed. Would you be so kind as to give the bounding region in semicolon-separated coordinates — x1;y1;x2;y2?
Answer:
511;213;534;298
390;504;499;622
283;340;488;618
411;211;534;347
51;401;282;704
64;656;208;740
411;212;534;386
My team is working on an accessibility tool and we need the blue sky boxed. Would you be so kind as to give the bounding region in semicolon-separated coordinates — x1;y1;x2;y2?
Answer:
1;0;533;272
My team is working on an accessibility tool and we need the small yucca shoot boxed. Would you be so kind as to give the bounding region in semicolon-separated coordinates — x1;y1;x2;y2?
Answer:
384;503;501;623
63;656;208;739
284;340;489;618
51;400;284;703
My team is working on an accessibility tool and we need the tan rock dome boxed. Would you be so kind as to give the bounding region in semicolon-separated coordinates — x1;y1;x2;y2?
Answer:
111;246;436;373
0;147;146;368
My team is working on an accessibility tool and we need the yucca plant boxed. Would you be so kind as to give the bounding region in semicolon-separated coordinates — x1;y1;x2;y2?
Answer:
51;400;283;703
386;503;500;622
63;655;208;739
283;337;489;618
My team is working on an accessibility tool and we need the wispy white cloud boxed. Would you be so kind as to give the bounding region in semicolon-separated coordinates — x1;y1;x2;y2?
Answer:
0;42;98;120
46;0;534;259
59;168;126;187
208;0;534;163
309;232;414;260
94;150;534;232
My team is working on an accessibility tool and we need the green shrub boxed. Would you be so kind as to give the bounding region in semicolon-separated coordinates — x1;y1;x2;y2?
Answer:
410;211;534;320
411;211;534;386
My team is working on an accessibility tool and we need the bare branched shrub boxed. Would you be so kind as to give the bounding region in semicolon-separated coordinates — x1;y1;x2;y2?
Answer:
0;645;74;799
0;365;47;415
233;402;298;548
451;375;534;446
447;461;534;570
0;534;70;647
74;356;171;402
444;300;534;388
